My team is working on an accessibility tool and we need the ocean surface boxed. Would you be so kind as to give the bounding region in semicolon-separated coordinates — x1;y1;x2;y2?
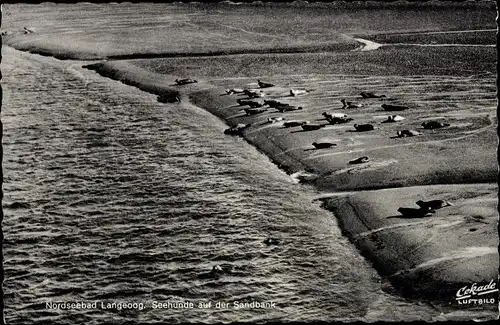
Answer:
1;46;491;324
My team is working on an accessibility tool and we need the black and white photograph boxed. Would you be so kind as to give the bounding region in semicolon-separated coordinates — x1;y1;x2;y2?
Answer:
1;0;498;323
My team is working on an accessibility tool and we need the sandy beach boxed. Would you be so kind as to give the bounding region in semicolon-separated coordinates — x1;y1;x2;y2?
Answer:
2;0;498;316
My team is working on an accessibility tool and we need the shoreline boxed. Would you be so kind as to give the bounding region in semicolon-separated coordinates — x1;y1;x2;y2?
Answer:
9;42;358;61
6;44;498;303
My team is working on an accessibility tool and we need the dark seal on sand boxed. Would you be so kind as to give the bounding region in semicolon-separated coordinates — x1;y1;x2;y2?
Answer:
175;78;197;85
302;124;326;131
349;156;369;164
416;200;453;210
360;92;386;99
312;142;337;149
224;123;251;136
341;99;363;109
421;121;450;129
353;124;374;132
257;80;274;88
382;104;409;111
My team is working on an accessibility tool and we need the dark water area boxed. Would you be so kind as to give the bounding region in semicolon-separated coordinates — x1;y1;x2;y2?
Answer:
2;47;494;324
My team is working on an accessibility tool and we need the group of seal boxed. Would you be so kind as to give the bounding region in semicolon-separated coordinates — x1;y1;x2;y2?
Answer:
225;79;295;135
397;199;454;218
355;93;449;137
222;80;451;166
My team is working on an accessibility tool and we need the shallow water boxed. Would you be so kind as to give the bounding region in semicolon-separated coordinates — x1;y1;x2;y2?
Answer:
2;47;495;324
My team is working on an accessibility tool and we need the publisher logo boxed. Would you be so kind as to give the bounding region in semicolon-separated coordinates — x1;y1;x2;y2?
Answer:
456;280;498;305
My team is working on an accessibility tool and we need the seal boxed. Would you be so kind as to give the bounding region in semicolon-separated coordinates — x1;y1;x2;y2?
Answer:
237;99;264;107
224;123;251;136
312;142;337;149
382;115;405;123
258;80;275;88
225;88;245;95
360;92;386;99
23;27;36;34
264;99;285;107
397;207;435;218
236;99;252;106
341;99;363;109
244;89;265;98
212;265;223;274
290;89;308;96
268;116;285;123
175;78;197;85
382;104;409;111
353;124;374;132
302;124;326;131
397;130;423;137
421;121;450;129
327;116;353;124
284;121;309;128
245;107;267;115
275;105;303;112
416;200;453;211
349;156;369;164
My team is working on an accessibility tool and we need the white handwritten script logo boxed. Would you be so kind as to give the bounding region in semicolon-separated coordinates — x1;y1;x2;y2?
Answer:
456;280;498;305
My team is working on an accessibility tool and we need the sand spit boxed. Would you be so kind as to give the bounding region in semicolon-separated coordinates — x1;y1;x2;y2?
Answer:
352;38;384;51
81;60;497;300
352;34;495;52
